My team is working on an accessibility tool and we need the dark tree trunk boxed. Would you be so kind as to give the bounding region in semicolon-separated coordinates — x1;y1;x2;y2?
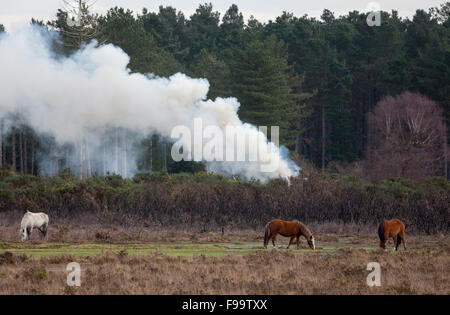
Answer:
114;128;119;174
31;139;35;175
19;131;23;174
149;136;153;172
295;133;303;155
85;140;91;178
122;130;127;178
12;128;16;171
321;105;326;172
162;142;167;172
52;144;58;176
65;147;69;169
0;119;2;169
79;141;84;179
103;141;106;176
23;134;27;174
445;125;448;180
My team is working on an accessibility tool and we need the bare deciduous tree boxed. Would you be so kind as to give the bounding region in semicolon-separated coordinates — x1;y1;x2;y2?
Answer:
57;0;101;49
365;92;447;181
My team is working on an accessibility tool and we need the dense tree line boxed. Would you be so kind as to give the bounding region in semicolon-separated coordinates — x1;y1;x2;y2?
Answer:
0;1;449;180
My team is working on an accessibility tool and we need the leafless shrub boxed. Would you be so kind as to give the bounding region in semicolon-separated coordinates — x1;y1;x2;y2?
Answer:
0;168;448;235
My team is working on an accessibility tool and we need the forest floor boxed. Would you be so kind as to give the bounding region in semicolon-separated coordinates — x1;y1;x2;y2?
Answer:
0;227;448;294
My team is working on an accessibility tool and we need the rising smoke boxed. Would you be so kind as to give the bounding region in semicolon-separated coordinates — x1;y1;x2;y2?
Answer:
0;26;300;182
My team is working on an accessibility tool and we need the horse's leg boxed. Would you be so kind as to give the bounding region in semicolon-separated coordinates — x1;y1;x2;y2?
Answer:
271;234;276;248
392;237;397;251
264;230;270;248
39;226;47;240
400;230;406;250
287;236;294;249
296;236;300;250
27;227;32;241
43;224;48;240
379;232;387;250
264;225;270;248
383;231;389;251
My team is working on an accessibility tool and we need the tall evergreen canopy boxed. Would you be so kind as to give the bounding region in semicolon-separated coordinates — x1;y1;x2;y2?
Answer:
1;1;449;179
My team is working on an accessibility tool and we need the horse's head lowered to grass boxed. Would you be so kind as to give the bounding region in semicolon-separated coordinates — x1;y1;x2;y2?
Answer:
20;227;27;242
306;234;316;250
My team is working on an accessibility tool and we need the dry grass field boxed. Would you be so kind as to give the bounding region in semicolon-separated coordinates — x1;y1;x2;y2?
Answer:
0;226;448;295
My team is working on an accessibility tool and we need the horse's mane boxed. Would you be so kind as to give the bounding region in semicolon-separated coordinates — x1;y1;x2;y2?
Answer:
293;220;312;238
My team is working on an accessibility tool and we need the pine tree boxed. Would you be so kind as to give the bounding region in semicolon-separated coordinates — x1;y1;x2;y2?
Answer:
406;9;450;136
139;6;189;63
189;49;231;99
216;4;244;60
99;7;183;76
322;51;354;162
185;3;220;62
231;35;310;147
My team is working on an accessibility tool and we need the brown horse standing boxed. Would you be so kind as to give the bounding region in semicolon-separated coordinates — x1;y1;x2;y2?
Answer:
264;219;315;250
378;219;406;251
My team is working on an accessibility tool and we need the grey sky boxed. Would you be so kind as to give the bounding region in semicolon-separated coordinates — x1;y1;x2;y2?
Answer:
0;0;445;32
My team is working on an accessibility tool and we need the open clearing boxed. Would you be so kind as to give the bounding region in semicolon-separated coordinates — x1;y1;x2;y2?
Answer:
0;233;448;294
0;238;378;257
0;233;444;257
0;242;268;257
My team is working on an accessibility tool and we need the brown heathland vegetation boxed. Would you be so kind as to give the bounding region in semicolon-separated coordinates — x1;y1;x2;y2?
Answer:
0;228;448;295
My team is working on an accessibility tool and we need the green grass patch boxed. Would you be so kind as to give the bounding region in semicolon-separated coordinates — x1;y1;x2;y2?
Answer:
0;241;339;257
0;238;411;258
0;242;268;257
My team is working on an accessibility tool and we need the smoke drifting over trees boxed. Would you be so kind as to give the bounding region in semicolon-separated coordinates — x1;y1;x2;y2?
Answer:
0;26;299;182
0;1;448;182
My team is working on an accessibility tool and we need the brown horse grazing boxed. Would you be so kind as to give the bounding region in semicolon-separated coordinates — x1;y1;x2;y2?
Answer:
378;219;406;251
264;219;315;250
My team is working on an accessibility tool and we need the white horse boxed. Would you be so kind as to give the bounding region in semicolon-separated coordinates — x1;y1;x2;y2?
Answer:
20;211;49;242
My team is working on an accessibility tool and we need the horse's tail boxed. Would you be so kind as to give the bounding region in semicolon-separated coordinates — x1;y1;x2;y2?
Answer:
263;223;270;247
378;222;386;243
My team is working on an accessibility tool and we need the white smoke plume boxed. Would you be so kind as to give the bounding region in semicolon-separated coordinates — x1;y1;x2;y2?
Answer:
0;26;300;182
